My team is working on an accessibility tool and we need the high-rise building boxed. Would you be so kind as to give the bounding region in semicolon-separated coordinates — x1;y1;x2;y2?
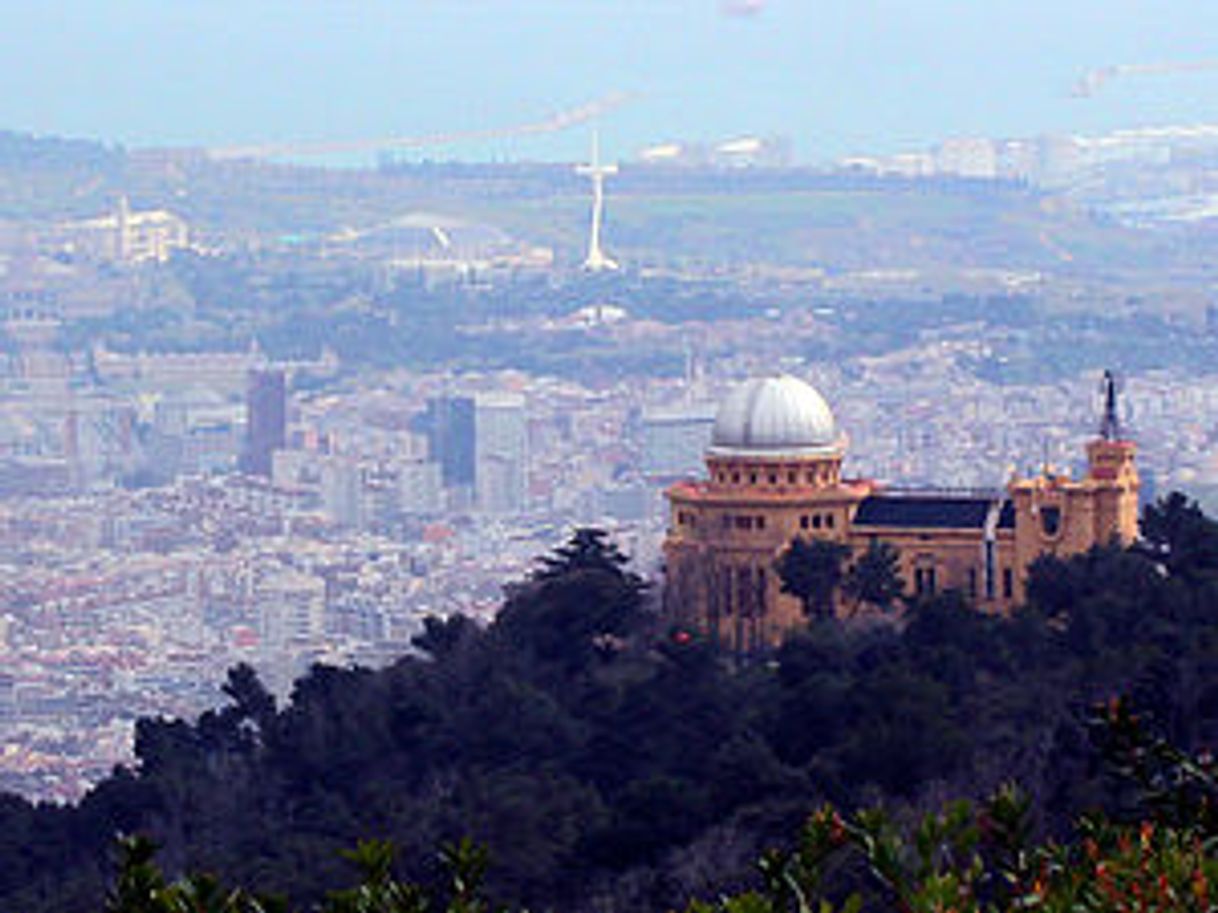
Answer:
418;396;476;489
320;456;363;528
399;460;444;514
241;369;286;477
475;393;528;513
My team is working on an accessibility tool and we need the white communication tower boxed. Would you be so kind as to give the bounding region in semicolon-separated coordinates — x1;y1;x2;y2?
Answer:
575;131;619;271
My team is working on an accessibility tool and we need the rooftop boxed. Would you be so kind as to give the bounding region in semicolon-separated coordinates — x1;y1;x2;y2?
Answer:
708;375;842;458
853;494;1015;530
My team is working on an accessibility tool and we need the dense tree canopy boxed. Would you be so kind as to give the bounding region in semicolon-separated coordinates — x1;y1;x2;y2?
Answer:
1140;490;1218;582
4;504;1218;911
99;706;1218;912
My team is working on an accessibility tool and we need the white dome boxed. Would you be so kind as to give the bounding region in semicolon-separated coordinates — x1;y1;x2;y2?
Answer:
709;375;840;456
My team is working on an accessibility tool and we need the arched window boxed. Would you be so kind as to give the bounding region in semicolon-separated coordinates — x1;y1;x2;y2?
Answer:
1041;506;1062;537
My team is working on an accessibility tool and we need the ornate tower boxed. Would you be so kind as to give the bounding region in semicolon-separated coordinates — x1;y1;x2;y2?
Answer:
663;375;872;654
1008;370;1139;601
1085;370;1140;545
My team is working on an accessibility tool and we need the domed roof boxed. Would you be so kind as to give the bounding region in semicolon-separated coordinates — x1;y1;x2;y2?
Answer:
709;375;840;456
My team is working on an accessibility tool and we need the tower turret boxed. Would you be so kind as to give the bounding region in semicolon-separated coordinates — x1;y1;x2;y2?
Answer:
1008;370;1140;602
1085;370;1139;544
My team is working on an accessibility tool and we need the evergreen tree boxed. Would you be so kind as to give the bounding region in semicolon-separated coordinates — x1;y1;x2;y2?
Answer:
1140;490;1218;581
496;527;648;673
530;527;642;587
842;540;903;614
774;538;849;620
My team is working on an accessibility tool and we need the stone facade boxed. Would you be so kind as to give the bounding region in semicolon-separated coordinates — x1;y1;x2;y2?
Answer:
663;375;1139;653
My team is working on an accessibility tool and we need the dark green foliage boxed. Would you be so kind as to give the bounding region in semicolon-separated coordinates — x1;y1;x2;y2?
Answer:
412;615;479;660
104;835;494;913
324;840;428;913
105;837;171;913
1140;490;1218;581
10;498;1218;911
103;763;1218;913
841;540;903;614
1086;694;1218;833
104;835;281;913
530;528;642;583
774;538;850;620
496;527;647;675
221;664;277;738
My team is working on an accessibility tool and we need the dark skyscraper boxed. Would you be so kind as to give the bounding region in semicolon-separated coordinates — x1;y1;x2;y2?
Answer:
242;369;286;477
419;395;476;488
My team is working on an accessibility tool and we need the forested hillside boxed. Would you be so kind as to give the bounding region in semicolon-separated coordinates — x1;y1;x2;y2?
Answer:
4;502;1218;912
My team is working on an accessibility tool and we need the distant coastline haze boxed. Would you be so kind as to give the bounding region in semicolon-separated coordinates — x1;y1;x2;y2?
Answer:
6;0;1218;162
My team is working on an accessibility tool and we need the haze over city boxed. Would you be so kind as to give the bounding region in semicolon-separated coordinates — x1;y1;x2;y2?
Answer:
4;3;1218;911
6;0;1218;161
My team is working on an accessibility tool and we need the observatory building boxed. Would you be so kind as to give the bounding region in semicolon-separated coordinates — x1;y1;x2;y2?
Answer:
662;373;1139;653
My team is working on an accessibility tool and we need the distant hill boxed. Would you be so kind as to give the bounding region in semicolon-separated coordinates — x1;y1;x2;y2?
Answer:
0;129;123;171
0;130;1200;278
0;129;125;220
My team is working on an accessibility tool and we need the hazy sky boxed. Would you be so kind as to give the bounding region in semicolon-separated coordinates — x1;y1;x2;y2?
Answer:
4;1;1218;163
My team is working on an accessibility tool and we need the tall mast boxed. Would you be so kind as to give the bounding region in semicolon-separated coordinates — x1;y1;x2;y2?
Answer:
575;129;619;271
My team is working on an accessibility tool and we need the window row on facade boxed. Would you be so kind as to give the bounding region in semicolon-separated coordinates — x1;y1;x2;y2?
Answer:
798;513;836;531
722;513;767;531
919;563;1014;600
713;466;839;487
